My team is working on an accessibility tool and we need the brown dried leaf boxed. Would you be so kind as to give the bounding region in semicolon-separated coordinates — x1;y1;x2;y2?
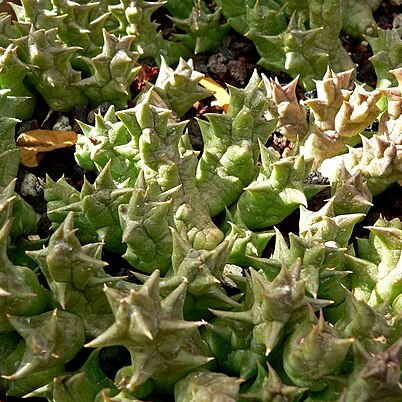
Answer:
200;77;230;112
16;129;77;167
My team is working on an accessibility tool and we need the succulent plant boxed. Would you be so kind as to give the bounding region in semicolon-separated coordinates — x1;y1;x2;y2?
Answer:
245;0;356;90
164;0;209;20
25;211;127;338
0;118;39;237
337;338;402;401
240;362;307;401
263;74;308;142
330;166;373;216
75;105;140;186
118;91;224;271
44;160;133;253
25;349;117;402
13;28;88;112
224;212;275;269
0;13;19;48
12;0;110;61
321;132;402;196
0;117;20;188
174;370;242;402
196;71;277;217
334;288;392;354
0;219;50;334
147;57;211;118
303;67;382;166
283;311;353;391
299;198;365;247
366;28;402;88
233;142;324;229
210;262;309;358
47;0;109;59
357;217;402;311
86;270;213;394
1;2;402;400
75;29;140;109
144;227;239;319
4;309;85;382
109;0;191;65
342;0;377;39
0;45;35;120
171;1;230;54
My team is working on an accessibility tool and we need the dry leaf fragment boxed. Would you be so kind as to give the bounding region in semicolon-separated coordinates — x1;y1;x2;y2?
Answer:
199;77;230;111
16;129;77;167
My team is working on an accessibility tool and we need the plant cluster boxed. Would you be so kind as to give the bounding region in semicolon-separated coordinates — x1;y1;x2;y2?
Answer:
1;1;402;401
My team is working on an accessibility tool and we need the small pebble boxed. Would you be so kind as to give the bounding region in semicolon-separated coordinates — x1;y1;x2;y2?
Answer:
20;172;41;198
228;60;248;85
53;115;72;131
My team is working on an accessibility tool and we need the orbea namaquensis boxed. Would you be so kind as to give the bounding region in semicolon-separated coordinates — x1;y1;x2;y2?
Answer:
263;74;308;142
379;67;402;138
85;270;213;396
45;0;109;60
10;0;66;35
232;141;325;230
196;71;277;217
0;219;50;334
75;105;140;187
341;0;378;39
239;362;306;401
148;57;212;118
3;309;85;389
205;261;330;380
0;45;36;120
338;338;402;401
0;116;22;188
329;164;373;216
108;0;191;65
170;1;230;54
42;174;98;245
0;13;19;48
26;212;130;338
75;29;140;109
224;211;274;269
25;349;117;402
357;217;402;313
299;197;365;248
302;67;382;167
75;58;211;188
174;370;242;402
283;310;353;392
163;0;206;19
320;132;402;196
209;262;308;361
118;91;224;273
43;161;133;252
247;0;356;90
366;28;402;88
335;288;393;355
134;227;239;320
13;28;88;112
0;117;38;237
11;0;109;61
263;227;349;306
